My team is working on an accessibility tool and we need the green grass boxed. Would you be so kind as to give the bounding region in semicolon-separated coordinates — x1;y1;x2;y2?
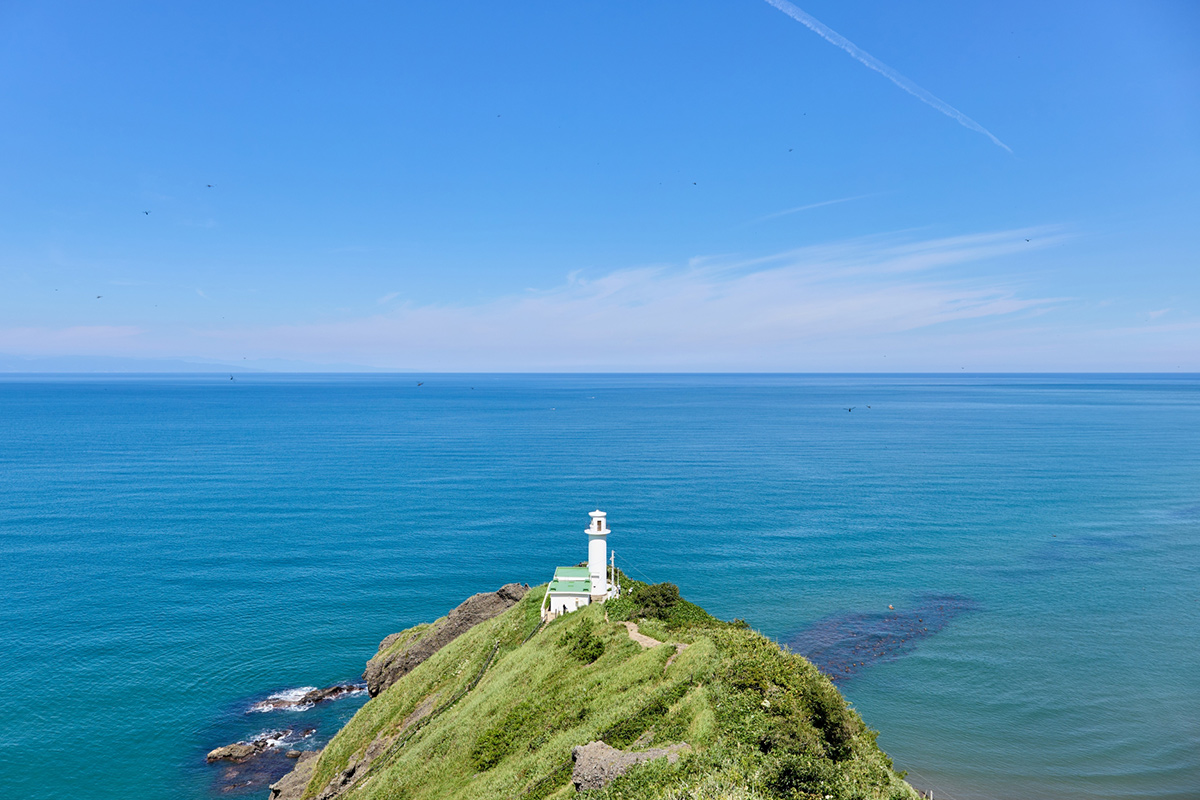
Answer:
301;584;918;800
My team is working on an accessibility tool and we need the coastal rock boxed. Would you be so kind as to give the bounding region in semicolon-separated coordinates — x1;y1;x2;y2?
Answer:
251;683;365;711
300;683;364;705
206;731;287;763
206;742;262;763
269;750;321;800
570;740;691;791
364;583;529;696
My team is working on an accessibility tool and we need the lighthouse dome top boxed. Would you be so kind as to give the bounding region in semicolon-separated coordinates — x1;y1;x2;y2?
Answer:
589;510;606;518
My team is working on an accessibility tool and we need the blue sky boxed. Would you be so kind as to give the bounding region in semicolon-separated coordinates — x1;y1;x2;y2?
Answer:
1;0;1197;370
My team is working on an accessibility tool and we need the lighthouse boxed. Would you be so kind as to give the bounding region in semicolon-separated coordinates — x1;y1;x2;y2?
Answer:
587;510;609;601
541;509;620;620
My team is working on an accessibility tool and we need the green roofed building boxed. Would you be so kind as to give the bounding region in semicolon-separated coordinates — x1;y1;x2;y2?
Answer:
541;510;621;621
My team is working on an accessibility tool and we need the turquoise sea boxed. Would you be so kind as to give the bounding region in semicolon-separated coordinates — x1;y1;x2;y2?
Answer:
1;374;1197;800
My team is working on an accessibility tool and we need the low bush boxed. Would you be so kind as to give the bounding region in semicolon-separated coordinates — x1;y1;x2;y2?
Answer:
635;582;681;620
764;753;838;797
559;617;605;664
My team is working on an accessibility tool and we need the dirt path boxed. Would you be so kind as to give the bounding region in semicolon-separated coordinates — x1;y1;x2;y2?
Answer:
622;621;662;648
663;643;689;669
622;622;689;671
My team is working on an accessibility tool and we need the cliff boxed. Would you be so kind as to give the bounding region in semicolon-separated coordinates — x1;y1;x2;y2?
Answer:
271;579;919;800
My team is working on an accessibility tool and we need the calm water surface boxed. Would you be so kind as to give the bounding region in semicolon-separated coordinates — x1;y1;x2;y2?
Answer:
1;374;1197;799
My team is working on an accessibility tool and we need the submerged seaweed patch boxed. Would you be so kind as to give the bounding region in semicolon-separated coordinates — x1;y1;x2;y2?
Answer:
787;594;978;683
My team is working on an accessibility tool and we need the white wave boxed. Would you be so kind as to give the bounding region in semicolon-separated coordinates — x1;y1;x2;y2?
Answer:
247;686;318;713
241;729;291;748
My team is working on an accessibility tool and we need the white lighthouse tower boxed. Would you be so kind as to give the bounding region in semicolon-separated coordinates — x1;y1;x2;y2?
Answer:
587;510;610;601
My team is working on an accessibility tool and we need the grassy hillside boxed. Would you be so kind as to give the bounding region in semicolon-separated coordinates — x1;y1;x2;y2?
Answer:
300;581;918;800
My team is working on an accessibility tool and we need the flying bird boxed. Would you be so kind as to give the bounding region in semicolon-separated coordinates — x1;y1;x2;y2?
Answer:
143;211;150;215
207;184;213;188
846;407;855;412
417;382;424;386
96;295;102;299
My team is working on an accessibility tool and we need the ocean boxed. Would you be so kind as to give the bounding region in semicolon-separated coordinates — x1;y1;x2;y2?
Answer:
1;374;1197;799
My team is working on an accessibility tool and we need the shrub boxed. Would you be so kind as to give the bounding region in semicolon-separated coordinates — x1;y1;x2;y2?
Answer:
471;723;516;771
600;681;693;748
765;753;837;797
807;684;857;762
560;618;605;664
634;582;681;620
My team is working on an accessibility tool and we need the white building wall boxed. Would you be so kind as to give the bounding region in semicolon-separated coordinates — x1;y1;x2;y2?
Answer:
548;593;590;616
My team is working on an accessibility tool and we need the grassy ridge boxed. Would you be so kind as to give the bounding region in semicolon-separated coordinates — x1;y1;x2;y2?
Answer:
302;582;917;800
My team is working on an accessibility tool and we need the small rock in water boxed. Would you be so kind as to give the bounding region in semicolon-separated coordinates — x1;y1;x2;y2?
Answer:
250;683;365;712
299;683;363;705
286;749;302;759
206;730;288;763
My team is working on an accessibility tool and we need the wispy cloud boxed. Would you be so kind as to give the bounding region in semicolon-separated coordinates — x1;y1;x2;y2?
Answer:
377;291;401;305
753;193;877;224
190;228;1059;370
761;0;1012;153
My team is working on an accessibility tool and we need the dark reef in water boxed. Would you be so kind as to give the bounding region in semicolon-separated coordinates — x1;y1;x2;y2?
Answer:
210;743;305;796
200;684;368;797
786;594;979;683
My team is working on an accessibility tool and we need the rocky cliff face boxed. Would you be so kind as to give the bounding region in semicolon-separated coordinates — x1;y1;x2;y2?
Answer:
363;583;529;697
268;583;529;799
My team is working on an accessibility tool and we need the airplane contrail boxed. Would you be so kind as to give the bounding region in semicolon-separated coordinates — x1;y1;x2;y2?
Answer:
756;193;877;223
762;0;1012;153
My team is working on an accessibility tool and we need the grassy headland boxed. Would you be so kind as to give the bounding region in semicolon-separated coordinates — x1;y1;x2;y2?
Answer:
298;578;917;800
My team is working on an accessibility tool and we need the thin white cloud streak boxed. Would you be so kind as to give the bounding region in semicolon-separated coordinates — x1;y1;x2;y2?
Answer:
187;228;1060;370
377;291;401;305
8;228;1197;370
754;193;876;223
761;0;1012;153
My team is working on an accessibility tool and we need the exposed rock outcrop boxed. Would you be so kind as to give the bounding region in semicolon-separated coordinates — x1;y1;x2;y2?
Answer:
206;731;288;763
268;750;321;800
251;683;365;711
570;740;691;791
363;583;529;696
